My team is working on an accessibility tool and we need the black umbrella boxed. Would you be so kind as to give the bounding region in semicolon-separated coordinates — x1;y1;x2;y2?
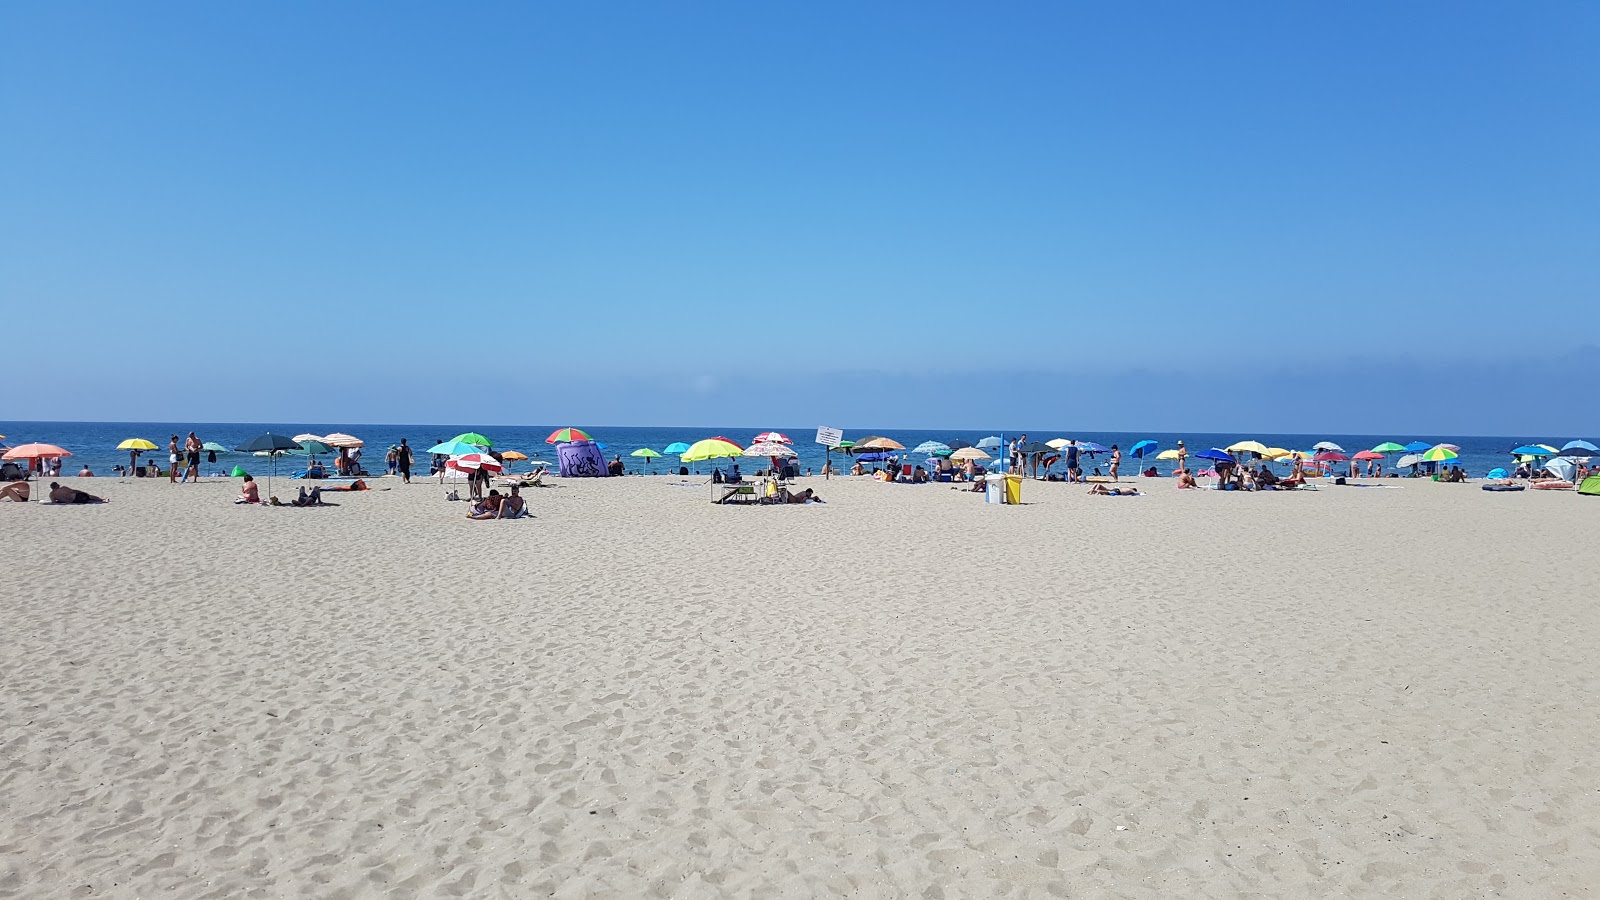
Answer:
1016;441;1053;455
236;433;302;499
946;439;973;451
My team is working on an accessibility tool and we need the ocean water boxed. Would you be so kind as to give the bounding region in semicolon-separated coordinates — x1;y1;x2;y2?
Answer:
1;421;1581;479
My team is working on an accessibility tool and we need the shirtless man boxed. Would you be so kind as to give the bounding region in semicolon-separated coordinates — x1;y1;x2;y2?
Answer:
49;482;107;503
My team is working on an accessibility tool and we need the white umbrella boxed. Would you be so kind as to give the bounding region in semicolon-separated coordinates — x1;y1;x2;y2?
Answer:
293;433;325;443
322;433;364;448
1312;441;1344;452
744;441;797;458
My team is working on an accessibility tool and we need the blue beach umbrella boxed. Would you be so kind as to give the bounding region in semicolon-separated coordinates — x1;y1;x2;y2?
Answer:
1560;440;1598;455
1512;445;1554;456
1403;441;1434;453
1130;439;1159;459
1194;448;1236;464
663;441;691;455
977;436;1003;449
1079;441;1110;454
425;439;481;457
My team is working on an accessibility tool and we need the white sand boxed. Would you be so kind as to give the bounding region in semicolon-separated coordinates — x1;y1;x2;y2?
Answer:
2;473;1598;897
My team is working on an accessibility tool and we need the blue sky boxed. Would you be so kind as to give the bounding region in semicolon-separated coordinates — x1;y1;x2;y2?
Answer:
3;2;1596;432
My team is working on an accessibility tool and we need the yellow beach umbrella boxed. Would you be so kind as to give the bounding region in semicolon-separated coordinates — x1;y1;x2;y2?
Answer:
117;438;159;451
1156;449;1182;460
500;450;529;461
1262;447;1292;459
1225;440;1269;455
681;438;744;462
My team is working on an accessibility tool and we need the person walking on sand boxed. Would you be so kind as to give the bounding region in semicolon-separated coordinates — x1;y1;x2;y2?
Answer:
184;432;202;483
168;435;180;483
396;438;413;484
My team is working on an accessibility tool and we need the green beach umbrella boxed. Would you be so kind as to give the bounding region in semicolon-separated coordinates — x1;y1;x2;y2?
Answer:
298;439;334;456
631;448;662;459
1371;442;1406;453
453;432;493;448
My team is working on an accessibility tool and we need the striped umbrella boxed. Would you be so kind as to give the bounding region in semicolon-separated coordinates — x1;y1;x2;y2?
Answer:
546;428;591;444
448;453;504;474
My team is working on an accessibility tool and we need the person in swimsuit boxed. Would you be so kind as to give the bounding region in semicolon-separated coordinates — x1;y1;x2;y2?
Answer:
1108;445;1121;481
184;432;203;483
497;485;526;518
1089;484;1139;496
236;475;260;504
467;490;504;519
49;482;108;503
168;435;180;482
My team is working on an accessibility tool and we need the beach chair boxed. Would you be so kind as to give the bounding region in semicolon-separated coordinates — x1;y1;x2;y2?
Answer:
715;483;757;505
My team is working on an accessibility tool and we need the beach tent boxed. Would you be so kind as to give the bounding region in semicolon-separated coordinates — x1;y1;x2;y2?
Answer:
557;439;608;477
1579;475;1600;496
1544;458;1576;482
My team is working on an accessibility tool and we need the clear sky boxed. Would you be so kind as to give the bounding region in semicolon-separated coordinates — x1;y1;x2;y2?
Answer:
3;2;1596;433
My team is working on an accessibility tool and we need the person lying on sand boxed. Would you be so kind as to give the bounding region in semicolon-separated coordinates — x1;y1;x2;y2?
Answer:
48;482;108;504
292;485;327;506
1088;484;1140;496
784;488;823;504
0;481;30;502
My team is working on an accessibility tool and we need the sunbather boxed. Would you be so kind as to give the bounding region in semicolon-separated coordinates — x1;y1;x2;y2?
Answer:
1176;469;1199;489
48;482;108;504
467;490;504;519
1088;484;1140;496
497;486;527;518
236;475;260;504
785;488;822;503
0;481;29;502
292;485;326;506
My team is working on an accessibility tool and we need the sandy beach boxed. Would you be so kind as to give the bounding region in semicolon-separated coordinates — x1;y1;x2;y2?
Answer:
3;473;1598;897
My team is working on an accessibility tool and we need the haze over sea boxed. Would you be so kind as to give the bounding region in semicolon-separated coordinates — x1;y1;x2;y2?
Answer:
4;421;1571;479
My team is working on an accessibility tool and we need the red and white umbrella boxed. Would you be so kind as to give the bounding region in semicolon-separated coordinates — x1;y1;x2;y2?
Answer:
752;431;791;444
447;453;504;474
744;441;797;458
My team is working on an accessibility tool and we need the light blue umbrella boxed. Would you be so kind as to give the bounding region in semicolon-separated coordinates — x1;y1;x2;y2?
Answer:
1130;439;1158;459
977;436;1002;449
663;441;691;455
1403;441;1434;453
425;439;481;456
913;441;950;455
1512;445;1555;456
1560;440;1598;455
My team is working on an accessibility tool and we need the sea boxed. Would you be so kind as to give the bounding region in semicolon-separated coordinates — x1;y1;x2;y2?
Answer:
1;421;1578;479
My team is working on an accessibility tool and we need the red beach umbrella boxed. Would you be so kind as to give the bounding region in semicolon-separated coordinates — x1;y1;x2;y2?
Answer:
1352;450;1385;461
753;431;792;444
546;428;591;444
1314;451;1350;462
706;436;744;450
447;453;504;474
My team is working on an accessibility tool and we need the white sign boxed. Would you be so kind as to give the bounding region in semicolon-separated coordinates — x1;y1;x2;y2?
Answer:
815;426;844;448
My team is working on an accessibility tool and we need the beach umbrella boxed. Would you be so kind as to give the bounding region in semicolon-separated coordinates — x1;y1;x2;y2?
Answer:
1262;448;1292;460
1545;458;1576;481
235;433;300;497
448;453;504;474
1130;439;1159;458
949;447;990;461
1371;442;1407;453
752;431;792;444
1396;453;1423;469
425;439;480;457
1403;441;1433;453
1315;450;1351;462
293;433;324;444
1226;440;1270;455
2;444;72;493
1561;440;1599;454
1194;448;1235;464
499;450;529;461
1078;441;1111;454
298;439;334;456
117;438;159;451
681;438;744;462
545;428;589;445
1312;441;1344;452
1512;445;1555;456
1157;449;1182;460
1045;438;1071;450
322;433;364;448
445;432;489;448
1353;450;1385;461
744;441;797;458
630;448;662;470
858;437;905;451
201;441;229;454
1421;446;1458;463
976;436;1002;449
663;441;691;455
1015;441;1053;455
946;439;973;451
913;441;951;455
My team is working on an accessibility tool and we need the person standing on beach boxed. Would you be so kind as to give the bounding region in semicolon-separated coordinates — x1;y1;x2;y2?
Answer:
396;439;413;483
1011;434;1027;474
168;435;180;483
1175;440;1187;473
1065;439;1080;483
184;432;202;483
1109;444;1121;481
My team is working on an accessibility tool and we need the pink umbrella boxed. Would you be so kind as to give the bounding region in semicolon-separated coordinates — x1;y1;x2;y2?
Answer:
1314;451;1350;462
1352;450;1385;461
752;431;792;444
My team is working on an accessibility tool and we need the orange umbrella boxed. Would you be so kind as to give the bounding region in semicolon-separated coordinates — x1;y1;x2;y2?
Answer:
2;442;72;461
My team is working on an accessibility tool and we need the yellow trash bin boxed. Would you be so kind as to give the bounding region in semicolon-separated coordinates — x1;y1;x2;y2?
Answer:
1002;473;1022;505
